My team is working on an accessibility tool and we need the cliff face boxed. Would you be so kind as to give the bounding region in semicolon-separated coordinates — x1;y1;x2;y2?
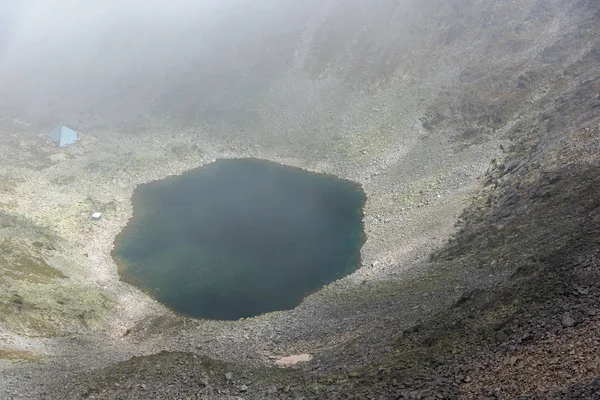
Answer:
0;0;599;398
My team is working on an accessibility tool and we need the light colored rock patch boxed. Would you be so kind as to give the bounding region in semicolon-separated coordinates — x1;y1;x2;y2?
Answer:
275;353;314;366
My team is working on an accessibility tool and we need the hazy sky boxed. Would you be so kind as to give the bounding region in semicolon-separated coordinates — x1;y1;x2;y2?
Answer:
0;0;316;127
2;0;235;60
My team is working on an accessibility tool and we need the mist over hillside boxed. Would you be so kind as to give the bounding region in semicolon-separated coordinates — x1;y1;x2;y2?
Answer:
1;0;571;135
0;0;317;130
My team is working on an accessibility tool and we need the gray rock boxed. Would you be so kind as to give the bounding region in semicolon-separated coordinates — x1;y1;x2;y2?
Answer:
267;386;278;394
225;372;234;381
562;312;576;328
239;384;248;392
574;285;589;295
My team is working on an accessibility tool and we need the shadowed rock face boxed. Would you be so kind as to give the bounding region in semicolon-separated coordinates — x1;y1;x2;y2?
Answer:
0;0;599;398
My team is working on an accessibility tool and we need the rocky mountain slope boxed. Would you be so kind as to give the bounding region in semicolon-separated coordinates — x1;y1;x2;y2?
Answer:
0;0;599;398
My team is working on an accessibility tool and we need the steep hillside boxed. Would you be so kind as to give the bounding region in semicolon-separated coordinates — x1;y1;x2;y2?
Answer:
0;0;599;399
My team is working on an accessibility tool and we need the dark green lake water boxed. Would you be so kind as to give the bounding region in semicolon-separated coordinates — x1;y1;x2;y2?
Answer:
113;158;366;320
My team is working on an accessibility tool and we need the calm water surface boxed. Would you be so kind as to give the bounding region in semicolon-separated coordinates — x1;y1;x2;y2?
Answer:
113;158;366;320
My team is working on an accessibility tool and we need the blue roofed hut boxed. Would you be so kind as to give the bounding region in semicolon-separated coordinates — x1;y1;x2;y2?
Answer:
48;125;78;147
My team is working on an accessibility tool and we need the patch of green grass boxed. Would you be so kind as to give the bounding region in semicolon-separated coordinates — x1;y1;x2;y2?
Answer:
0;240;66;284
0;348;45;361
11;254;66;280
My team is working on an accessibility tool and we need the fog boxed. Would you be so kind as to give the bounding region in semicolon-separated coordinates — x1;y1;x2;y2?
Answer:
0;0;318;129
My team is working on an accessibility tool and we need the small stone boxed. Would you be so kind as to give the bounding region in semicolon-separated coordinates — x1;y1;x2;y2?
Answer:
573;285;589;295
239;384;248;392
225;372;234;381
267;386;278;394
562;312;576;328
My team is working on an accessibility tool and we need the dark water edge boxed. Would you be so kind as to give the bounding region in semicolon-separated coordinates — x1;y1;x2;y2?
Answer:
112;158;366;320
